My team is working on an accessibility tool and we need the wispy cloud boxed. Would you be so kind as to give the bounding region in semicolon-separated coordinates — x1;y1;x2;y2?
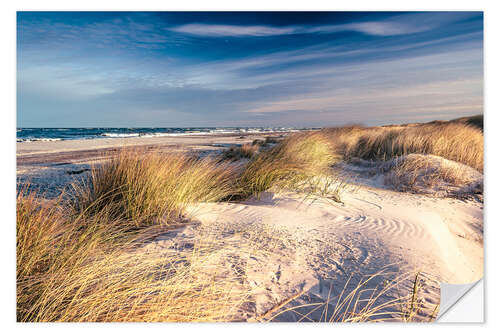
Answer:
169;12;479;38
244;78;483;114
310;12;478;36
315;22;426;36
169;22;421;37
169;24;296;37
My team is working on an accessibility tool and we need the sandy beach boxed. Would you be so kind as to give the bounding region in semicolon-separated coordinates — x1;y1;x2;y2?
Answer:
16;128;483;322
17;132;286;164
16;132;287;196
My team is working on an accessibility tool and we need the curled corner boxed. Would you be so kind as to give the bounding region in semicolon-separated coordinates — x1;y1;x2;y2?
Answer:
437;279;483;322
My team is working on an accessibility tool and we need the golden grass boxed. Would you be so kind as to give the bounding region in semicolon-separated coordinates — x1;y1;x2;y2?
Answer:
322;122;483;171
18;134;342;322
72;150;240;227
17;132;351;322
223;136;283;161
69;132;344;224
384;154;482;195
17;187;436;322
237;132;339;198
223;142;260;160
17;192;249;322
21;124;476;322
17;190;68;280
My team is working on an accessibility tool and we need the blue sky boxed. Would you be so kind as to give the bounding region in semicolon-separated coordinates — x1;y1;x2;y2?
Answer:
17;12;483;128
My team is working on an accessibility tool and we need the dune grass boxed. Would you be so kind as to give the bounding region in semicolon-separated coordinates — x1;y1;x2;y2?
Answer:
71;150;240;227
17;134;344;322
17;191;249;322
237;132;339;198
383;153;483;195
19;189;433;322
20;123;476;322
17;191;439;322
17;190;68;281
222;136;284;161
72;132;343;224
223;142;261;161
322;122;483;171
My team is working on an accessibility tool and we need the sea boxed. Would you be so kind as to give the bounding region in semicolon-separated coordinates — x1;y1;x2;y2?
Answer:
16;127;315;142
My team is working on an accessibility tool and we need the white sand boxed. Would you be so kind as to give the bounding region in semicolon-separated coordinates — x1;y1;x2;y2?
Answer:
144;183;482;321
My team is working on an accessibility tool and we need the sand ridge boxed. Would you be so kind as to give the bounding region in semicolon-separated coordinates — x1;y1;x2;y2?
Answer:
138;183;483;321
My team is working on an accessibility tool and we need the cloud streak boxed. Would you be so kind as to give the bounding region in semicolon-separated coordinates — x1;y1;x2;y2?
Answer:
169;12;479;38
169;24;296;37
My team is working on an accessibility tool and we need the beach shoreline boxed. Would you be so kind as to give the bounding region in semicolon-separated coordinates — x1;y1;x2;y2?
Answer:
17;131;292;166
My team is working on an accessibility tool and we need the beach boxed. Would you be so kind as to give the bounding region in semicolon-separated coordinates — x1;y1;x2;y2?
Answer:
16;125;483;321
17;132;286;163
17;132;286;196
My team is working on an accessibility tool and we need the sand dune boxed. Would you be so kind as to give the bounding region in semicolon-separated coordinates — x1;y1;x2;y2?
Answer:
141;181;482;321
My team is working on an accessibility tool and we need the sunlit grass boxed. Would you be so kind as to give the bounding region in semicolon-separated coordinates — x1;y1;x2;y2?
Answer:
322;122;483;171
17;191;250;322
223;142;261;161
237;132;340;198
384;153;482;195
71;150;240;227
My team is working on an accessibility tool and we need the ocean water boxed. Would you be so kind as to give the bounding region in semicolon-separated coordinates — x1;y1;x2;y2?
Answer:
16;127;312;142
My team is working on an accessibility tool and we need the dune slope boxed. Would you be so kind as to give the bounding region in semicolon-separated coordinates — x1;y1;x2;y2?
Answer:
141;182;482;321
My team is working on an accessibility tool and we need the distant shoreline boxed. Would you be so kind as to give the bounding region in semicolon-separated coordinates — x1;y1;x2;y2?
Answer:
16;127;314;143
16;131;295;167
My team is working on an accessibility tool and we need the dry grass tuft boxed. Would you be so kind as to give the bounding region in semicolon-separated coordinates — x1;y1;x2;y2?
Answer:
71;150;240;227
320;125;374;157
223;136;283;161
223;143;261;161
263;270;439;323
70;134;341;227
237;132;339;198
17;190;68;281
17;192;250;322
322;122;483;171
384;154;483;195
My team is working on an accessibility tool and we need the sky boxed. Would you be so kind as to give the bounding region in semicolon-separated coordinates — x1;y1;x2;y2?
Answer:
17;11;483;128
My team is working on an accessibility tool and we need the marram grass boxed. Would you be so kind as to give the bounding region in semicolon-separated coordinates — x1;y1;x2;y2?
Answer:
17;191;250;322
237;132;340;198
321;122;483;171
71;151;240;227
